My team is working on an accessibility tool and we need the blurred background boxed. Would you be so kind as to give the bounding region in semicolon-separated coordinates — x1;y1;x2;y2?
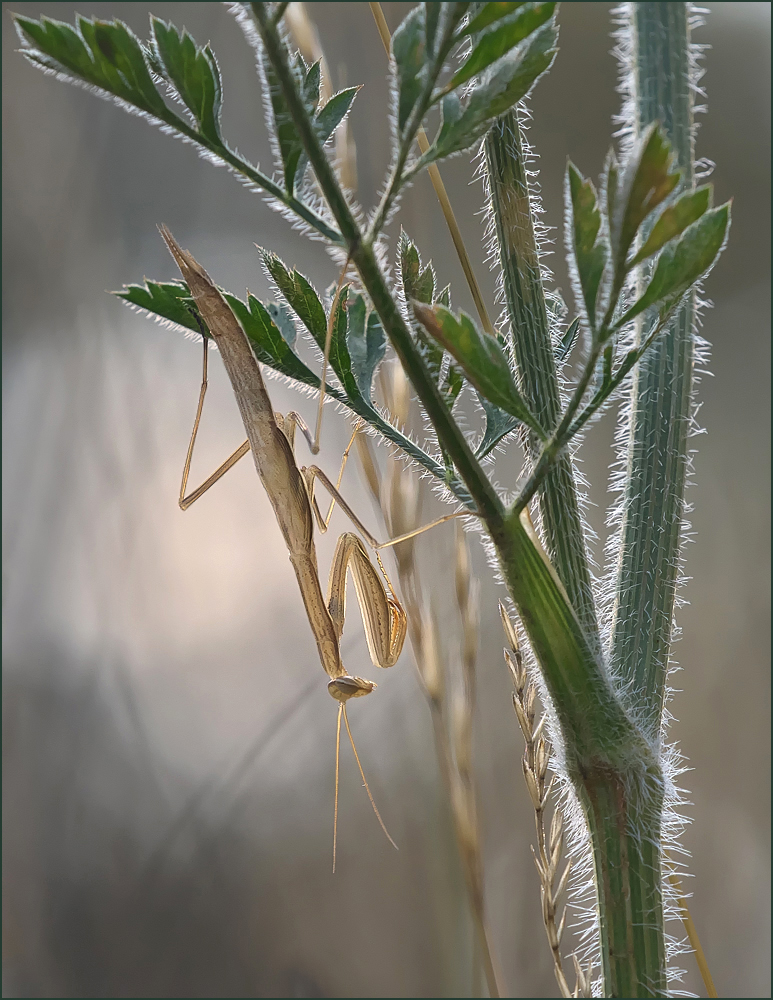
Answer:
3;2;769;996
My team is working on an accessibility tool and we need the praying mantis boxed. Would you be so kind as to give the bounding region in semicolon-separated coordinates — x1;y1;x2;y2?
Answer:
159;226;464;869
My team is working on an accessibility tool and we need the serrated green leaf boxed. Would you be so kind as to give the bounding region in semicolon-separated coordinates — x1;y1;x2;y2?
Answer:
347;293;386;402
400;233;435;304
15;14;168;119
611;123;681;272
421;20;556;164
115;279;206;334
413;302;544;436
436;284;452;308
399;233;446;383
628;185;711;267
567;162;608;327
295;85;359;192
262;251;365;401
261;250;327;348
462;2;526;36
315;86;358;144
616;202;731;326
475;393;519;459
392;5;428;135
150;18;223;143
555;316;581;364
117;274;354;405
449;2;555;90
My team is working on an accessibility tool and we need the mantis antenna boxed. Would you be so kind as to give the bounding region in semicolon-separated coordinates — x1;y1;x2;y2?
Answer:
333;701;398;873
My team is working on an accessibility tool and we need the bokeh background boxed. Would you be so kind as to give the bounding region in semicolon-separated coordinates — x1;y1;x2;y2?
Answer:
3;3;770;997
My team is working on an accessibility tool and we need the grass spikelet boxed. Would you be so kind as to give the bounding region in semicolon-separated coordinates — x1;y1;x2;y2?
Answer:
500;601;593;998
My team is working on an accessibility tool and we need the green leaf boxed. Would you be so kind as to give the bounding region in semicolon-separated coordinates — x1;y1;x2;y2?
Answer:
413;302;544;436
264;53;319;193
392;5;428;135
262;251;365;401
555;316;581;364
566;162;608;327
449;2;555;90
346;293;386;402
115;279;206;334
610;123;681;272
15;13;168;119
400;232;435;304
399;232;448;384
475;394;519;459
295;85;359;192
462;2;526;36
424;2;443;56
420;20;556;164
149;18;222;143
261;250;327;349
441;361;465;411
628;185;711;268
223;291;329;390
616;202;731;326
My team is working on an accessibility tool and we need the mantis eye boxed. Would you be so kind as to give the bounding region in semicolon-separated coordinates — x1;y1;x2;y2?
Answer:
328;675;376;702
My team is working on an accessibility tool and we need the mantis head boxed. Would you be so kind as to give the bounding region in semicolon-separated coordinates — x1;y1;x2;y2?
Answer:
327;675;376;702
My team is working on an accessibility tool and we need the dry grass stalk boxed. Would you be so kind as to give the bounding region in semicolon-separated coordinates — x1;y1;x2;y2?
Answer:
355;360;503;999
499;601;592;999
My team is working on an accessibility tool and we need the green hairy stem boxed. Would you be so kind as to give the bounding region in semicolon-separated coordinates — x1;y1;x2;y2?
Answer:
610;1;697;736
484;111;601;650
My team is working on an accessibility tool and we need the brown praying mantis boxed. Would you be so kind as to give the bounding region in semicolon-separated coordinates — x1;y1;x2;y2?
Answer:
159;226;467;870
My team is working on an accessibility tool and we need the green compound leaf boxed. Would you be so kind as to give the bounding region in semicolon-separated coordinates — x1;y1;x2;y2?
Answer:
566;162;608;328
413;302;545;437
346;293;387;403
115;279;206;334
15;13;168;119
610;123;681;272
420;20;556;165
392;5;428;136
617;202;731;327
262;250;367;403
149;18;222;143
462;2;527;36
449;2;555;90
628;185;712;268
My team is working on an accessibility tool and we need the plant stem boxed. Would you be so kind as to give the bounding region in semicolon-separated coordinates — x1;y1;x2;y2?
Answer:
484;112;601;649
609;1;696;734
